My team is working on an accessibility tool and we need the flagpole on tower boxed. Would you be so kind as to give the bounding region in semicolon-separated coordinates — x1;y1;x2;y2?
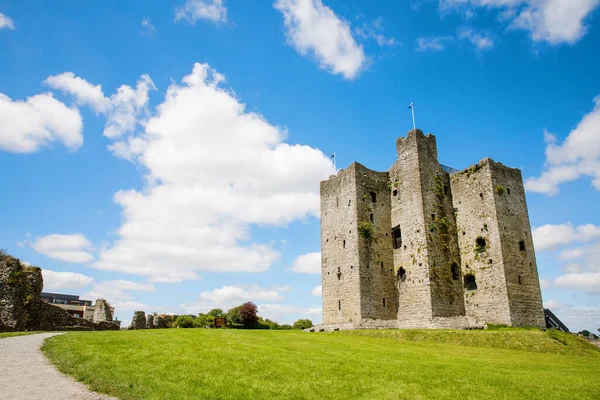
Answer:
331;152;336;171
408;102;416;132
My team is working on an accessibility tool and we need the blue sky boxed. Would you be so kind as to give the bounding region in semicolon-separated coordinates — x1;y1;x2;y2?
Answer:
1;0;599;331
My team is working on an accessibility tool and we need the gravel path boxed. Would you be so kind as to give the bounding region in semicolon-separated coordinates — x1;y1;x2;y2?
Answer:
0;333;116;400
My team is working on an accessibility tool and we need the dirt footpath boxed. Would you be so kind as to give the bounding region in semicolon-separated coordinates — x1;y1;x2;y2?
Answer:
0;333;116;400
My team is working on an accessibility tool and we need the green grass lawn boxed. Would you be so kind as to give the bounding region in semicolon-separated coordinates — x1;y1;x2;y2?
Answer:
42;329;600;400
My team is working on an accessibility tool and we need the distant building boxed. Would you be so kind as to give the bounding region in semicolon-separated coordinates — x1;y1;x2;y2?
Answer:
41;292;115;321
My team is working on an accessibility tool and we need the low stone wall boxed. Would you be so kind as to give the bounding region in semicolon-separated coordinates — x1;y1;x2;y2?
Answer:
0;251;120;332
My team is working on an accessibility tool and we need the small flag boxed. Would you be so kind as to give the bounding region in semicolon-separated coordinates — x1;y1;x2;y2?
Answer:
408;103;413;109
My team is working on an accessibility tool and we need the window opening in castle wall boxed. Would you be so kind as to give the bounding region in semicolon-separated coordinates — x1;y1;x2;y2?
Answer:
392;226;402;249
464;274;477;291
370;191;377;202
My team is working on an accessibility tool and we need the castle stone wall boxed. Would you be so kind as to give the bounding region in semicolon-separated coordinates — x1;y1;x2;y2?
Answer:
488;161;545;328
320;164;362;325
451;160;512;325
318;129;545;330
354;163;396;321
389;130;434;325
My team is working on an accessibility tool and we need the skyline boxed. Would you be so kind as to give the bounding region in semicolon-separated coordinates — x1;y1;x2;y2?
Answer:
1;0;599;331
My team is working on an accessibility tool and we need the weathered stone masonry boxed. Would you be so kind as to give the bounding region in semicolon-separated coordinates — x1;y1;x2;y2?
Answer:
319;129;545;330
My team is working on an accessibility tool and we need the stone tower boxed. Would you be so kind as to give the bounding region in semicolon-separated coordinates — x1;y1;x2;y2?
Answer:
319;129;545;330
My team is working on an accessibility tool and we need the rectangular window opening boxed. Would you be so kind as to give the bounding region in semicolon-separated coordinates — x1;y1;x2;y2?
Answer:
392;226;402;249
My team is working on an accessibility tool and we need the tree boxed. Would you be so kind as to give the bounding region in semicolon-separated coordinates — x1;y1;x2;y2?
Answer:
207;308;224;318
239;302;259;327
194;313;215;328
293;319;313;330
226;306;243;328
174;315;195;328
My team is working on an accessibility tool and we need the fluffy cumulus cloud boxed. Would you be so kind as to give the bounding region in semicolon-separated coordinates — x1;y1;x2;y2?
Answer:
0;12;15;30
175;0;227;24
41;269;94;291
439;0;600;45
0;92;83;153
311;285;322;296
87;63;335;281
44;72;156;140
181;284;290;313
30;234;94;263
274;0;366;79
525;96;600;195
291;252;321;274
44;72;111;113
554;273;600;293
82;280;155;302
532;223;600;251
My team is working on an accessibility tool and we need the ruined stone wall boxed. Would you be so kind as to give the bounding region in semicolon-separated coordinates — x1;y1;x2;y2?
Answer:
1;251;120;332
0;252;28;331
354;163;396;320
488;161;545;328
130;311;147;329
93;299;113;322
451;160;512;325
320;164;362;325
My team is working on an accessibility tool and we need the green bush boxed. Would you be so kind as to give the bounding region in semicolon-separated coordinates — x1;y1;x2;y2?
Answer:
174;315;195;328
194;314;215;328
293;319;313;330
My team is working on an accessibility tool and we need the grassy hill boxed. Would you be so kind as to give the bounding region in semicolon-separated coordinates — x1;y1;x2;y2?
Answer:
42;328;600;400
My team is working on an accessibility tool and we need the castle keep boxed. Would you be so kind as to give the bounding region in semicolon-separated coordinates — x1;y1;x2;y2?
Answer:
319;129;545;330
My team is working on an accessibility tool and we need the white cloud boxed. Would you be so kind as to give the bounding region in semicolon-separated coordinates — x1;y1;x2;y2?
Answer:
181;284;288;313
559;247;584;260
90;63;334;281
0;12;15;30
0;92;83;153
532;223;600;251
311;285;322;296
175;0;227;24
458;27;494;49
416;36;455;51
111;300;151;312
525;96;600;195
41;269;94;291
354;18;396;47
439;0;600;45
141;18;157;35
31;234;94;263
543;300;567;310
82;280;155;301
274;0;366;79
554;272;600;293
292;252;321;274
103;74;156;139
43;72;156;140
44;72;111;113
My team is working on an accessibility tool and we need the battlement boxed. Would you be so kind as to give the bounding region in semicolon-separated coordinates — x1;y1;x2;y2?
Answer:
319;129;545;330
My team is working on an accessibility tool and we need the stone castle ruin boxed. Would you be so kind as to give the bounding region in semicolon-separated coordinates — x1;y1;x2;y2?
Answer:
0;251;120;332
318;129;545;330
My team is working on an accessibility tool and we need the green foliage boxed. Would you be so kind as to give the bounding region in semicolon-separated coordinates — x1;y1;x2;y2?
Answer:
7;270;24;285
207;308;224;318
42;329;600;400
279;324;292;330
226;306;243;328
496;184;506;195
292;319;313;330
174;315;195;328
358;221;374;240
194;314;215;328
